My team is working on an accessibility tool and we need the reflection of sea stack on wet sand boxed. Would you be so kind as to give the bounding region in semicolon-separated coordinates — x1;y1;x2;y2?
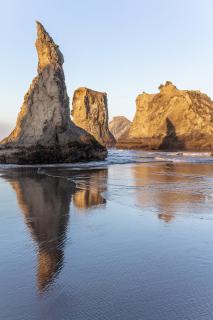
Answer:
4;170;74;292
132;163;206;222
72;169;108;209
0;22;106;164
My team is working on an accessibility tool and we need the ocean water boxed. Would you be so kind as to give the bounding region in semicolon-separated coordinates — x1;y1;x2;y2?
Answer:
1;149;213;319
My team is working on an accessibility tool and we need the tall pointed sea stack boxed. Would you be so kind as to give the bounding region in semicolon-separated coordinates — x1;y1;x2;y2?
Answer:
72;88;116;147
0;22;106;164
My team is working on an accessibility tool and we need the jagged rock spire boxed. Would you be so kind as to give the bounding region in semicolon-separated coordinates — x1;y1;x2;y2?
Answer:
0;22;106;164
1;21;70;146
35;21;64;71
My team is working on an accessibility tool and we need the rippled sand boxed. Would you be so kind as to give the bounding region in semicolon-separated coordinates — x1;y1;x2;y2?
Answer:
1;151;213;319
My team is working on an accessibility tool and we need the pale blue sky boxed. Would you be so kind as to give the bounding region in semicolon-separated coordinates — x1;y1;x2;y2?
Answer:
0;0;213;137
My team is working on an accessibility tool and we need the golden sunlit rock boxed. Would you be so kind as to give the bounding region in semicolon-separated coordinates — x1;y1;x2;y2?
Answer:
117;81;213;150
72;87;116;147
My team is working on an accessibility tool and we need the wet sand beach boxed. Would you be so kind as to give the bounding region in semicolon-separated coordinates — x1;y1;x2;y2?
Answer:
1;150;213;319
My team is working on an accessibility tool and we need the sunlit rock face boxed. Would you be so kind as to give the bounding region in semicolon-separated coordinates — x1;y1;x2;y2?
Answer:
72;88;116;147
117;81;213;150
0;22;106;164
3;169;74;292
109;116;131;140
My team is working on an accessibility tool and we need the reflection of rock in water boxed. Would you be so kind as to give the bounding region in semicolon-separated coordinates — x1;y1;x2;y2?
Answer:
158;213;174;223
3;169;75;292
72;169;107;209
132;163;206;222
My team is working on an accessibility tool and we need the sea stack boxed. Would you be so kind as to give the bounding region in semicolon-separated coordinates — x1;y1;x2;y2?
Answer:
109;116;131;140
117;81;213;150
0;22;106;164
72;88;116;147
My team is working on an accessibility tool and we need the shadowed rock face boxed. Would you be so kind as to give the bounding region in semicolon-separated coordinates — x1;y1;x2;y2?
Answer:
109;116;131;140
117;81;213;150
0;22;106;164
72;88;116;147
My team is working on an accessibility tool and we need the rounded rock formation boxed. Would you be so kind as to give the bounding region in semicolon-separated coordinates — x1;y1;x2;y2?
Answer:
117;81;213;150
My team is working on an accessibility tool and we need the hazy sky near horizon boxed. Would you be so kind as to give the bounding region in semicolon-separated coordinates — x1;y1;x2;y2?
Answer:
0;0;213;136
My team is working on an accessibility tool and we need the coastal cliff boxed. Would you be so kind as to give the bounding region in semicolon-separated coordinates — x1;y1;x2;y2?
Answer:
72;88;116;147
117;81;213;150
0;22;106;164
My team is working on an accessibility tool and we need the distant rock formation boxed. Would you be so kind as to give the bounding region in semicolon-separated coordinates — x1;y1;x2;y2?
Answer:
0;22;106;164
117;81;213;150
109;116;131;140
71;87;116;147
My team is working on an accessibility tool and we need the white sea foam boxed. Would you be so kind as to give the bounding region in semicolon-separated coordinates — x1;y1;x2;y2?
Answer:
181;152;212;157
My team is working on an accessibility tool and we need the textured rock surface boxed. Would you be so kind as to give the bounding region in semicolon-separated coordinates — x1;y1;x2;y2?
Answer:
117;81;213;150
72;88;116;147
109;116;131;140
0;22;106;164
